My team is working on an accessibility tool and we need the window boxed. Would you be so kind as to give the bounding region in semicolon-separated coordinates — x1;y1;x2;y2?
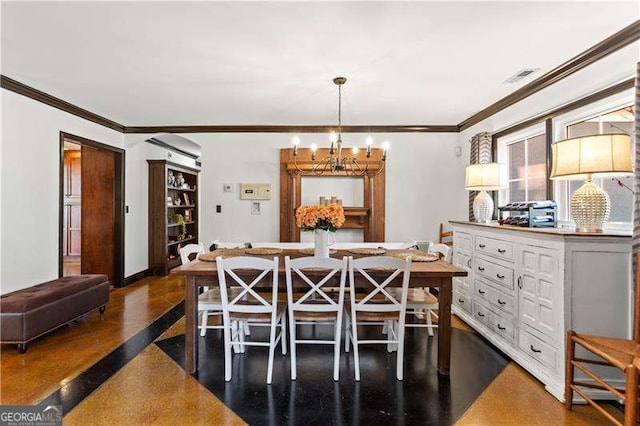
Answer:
557;105;634;225
501;131;548;203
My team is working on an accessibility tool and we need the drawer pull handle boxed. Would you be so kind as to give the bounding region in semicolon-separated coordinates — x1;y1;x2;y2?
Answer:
497;299;506;305
496;274;505;279
497;324;506;331
497;248;506;254
530;345;542;354
478;266;485;272
517;276;523;289
478;244;486;248
467;258;472;268
478;289;486;295
477;312;485;318
458;298;465;304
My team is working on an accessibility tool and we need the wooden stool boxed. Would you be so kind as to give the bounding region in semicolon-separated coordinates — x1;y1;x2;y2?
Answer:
565;330;639;425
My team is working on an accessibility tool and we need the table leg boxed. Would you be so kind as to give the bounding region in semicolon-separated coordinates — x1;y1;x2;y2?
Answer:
185;275;198;374
438;277;452;375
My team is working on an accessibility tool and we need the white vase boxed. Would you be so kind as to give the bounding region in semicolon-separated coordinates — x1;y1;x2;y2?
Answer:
314;229;330;258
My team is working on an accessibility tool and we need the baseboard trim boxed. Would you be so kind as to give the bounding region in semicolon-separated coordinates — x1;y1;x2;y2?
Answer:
123;269;150;286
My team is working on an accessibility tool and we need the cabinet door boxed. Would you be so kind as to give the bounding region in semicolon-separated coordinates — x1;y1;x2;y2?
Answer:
453;230;473;295
517;245;560;338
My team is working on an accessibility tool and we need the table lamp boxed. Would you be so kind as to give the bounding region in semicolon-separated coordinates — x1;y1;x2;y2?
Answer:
465;163;506;223
550;133;632;232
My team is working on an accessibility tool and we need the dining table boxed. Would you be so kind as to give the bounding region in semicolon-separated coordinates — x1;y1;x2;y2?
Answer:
171;247;467;376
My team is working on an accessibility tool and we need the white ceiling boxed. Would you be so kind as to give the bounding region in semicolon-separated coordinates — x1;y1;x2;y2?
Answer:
1;2;638;126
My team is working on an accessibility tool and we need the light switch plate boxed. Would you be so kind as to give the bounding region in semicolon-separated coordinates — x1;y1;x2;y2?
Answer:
240;183;271;200
223;183;233;193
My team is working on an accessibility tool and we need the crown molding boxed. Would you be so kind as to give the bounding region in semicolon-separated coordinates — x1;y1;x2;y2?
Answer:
122;124;459;134
458;19;640;131
0;75;125;132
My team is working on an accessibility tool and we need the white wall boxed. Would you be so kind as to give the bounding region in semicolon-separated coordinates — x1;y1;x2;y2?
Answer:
169;132;465;247
0;90;124;293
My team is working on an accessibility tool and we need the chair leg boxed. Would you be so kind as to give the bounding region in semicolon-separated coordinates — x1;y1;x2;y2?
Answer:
387;321;394;353
266;316;278;385
426;310;434;337
244;322;251;336
237;321;246;354
564;330;576;410
351;312;361;381
334;314;343;381
624;364;638;426
281;312;287;355
223;316;232;382
382;320;389;335
344;313;350;353
396;322;406;380
200;310;209;337
289;312;297;380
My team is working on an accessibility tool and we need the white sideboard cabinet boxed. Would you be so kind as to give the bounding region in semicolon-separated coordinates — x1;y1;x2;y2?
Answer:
450;221;632;401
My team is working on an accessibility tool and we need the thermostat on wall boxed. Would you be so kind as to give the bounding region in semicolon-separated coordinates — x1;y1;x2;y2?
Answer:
240;183;271;200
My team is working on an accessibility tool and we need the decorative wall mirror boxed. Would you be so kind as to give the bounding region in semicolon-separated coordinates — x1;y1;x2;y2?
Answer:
279;147;386;242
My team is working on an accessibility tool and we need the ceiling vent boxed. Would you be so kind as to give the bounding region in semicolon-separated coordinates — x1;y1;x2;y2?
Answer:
503;68;539;84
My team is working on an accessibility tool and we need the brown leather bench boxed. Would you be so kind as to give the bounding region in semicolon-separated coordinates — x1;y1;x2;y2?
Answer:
0;275;110;353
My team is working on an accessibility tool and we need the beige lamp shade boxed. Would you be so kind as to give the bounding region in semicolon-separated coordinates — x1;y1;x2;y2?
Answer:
550;133;632;180
465;163;506;191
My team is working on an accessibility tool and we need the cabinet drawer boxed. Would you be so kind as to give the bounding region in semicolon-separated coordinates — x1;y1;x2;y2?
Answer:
475;236;513;261
453;251;472;271
491;309;515;343
454;276;471;295
472;301;492;327
474;279;515;315
454;291;471;314
475;257;514;290
518;330;557;371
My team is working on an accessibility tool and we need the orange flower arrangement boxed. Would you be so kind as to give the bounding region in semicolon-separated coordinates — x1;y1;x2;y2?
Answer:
296;203;345;232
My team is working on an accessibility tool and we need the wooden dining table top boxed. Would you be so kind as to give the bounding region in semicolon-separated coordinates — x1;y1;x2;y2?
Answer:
171;248;467;278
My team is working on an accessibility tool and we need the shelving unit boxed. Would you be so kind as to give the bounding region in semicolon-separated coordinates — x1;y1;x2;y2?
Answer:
148;160;200;275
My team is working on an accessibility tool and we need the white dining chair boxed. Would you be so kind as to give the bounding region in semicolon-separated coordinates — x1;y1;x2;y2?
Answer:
285;256;348;381
180;244;225;337
398;243;452;336
216;256;287;385
345;256;411;380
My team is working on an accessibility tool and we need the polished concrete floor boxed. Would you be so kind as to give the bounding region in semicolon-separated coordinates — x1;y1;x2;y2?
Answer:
0;274;624;424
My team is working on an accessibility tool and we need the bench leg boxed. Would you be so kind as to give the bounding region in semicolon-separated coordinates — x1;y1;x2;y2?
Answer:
99;305;106;318
18;343;27;354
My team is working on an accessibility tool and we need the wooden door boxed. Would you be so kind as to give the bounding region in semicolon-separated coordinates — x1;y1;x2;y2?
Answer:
81;146;115;282
63;151;82;256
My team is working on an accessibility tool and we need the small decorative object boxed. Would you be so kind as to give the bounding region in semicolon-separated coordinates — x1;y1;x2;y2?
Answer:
183;193;191;206
175;172;185;188
550;133;632;232
167;196;172;206
184;209;192;222
168;171;176;187
319;196;326;205
330;196;337;204
337;199;342;206
465;163;506;223
175;197;182;206
173;213;187;235
296;203;345;258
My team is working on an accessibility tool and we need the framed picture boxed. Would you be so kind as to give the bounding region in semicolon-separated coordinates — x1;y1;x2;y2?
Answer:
183;193;191;206
184;209;192;222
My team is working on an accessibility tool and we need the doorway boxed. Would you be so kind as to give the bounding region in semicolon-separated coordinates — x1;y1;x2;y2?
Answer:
59;132;125;287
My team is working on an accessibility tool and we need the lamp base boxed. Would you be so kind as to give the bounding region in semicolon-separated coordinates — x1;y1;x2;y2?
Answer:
570;178;610;233
473;190;494;223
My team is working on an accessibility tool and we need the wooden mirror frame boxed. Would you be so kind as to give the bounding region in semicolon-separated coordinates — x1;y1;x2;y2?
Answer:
279;148;386;242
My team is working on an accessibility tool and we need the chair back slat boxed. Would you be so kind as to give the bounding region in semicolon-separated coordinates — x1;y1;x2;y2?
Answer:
180;243;204;264
285;256;347;314
348;256;411;313
216;256;279;315
429;243;452;263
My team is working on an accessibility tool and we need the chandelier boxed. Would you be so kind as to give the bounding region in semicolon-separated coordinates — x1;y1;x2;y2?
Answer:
292;77;389;176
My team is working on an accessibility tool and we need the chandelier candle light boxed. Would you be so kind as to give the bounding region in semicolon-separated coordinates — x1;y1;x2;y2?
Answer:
549;133;632;232
295;203;346;258
292;77;389;176
465;163;507;223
